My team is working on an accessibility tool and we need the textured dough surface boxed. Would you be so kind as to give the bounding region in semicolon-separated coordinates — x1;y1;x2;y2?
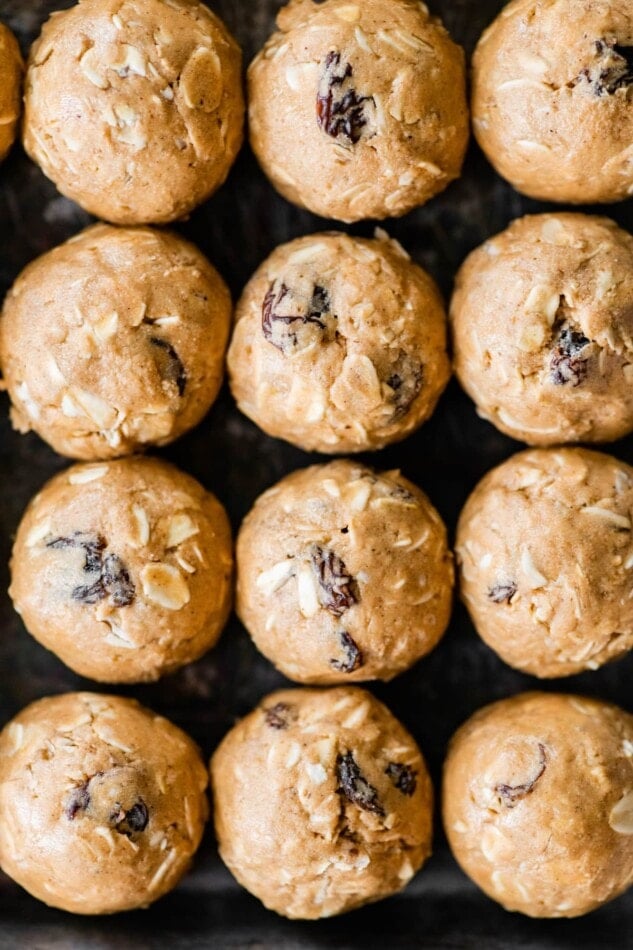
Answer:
10;457;233;683
237;459;453;683
228;230;450;453
0;692;208;914
472;0;633;204
450;213;633;445
456;447;633;677
0;23;23;162
443;691;633;918
23;0;244;224
0;223;232;460
248;0;468;222
211;686;433;919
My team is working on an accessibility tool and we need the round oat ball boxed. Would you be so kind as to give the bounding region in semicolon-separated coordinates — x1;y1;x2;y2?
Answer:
228;230;450;453
237;459;453;684
22;0;244;224
0;223;232;460
10;457;233;683
472;0;633;204
211;686;433;919
443;692;633;918
456;447;633;677
0;692;208;914
0;22;23;162
248;0;468;222
450;213;633;445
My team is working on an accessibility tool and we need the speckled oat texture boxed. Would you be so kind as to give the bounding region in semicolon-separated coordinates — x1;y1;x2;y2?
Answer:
0;22;22;162
0;692;209;914
472;0;633;204
9;457;233;683
22;0;244;224
211;686;433;919
456;447;633;677
248;0;469;222
228;230;450;453
450;213;633;445
443;691;633;918
0;223;232;460
237;459;453;684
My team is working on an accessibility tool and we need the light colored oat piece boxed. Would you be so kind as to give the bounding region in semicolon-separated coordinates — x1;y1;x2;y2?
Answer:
0;692;208;914
450;213;633;445
211;685;433;919
443;692;633;918
10;457;233;683
0;22;23;162
228;230;450;453
0;223;232;460
456;446;633;677
22;0;244;224
472;0;633;204
248;0;468;222
237;459;453;684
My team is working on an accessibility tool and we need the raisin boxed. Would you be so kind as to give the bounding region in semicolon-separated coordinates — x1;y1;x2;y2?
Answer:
65;780;92;819
309;544;358;616
495;743;548;807
330;631;363;673
316;51;373;145
47;532;135;608
385;352;423;416
336;751;384;816
580;39;633;95
487;581;517;604
550;327;591;386
112;799;149;835
262;281;337;354
150;337;186;397
101;553;135;607
264;702;294;729
385;762;417;796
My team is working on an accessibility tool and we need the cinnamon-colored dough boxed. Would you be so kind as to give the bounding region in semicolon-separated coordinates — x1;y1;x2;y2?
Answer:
0;22;23;162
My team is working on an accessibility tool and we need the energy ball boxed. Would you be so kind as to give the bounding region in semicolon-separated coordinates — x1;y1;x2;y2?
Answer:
450;213;633;445
23;0;244;224
443;692;633;918
248;0;468;222
456;447;633;677
472;0;633;204
211;686;433;919
237;459;453;684
0;23;23;162
0;223;232;460
9;457;232;683
0;692;208;914
228;231;450;453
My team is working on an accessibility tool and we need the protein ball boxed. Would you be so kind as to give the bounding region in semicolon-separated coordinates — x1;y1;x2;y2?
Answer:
0;22;23;162
0;224;232;460
450;213;633;445
0;692;208;914
456;447;633;677
443;692;633;918
228;230;450;453
248;0;468;222
211;686;433;919
237;460;453;684
22;0;244;224
10;457;233;683
472;0;633;204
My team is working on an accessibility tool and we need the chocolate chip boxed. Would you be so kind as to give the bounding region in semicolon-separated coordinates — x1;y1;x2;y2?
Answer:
487;581;517;604
385;352;423;416
316;51;373;145
150;337;187;397
549;327;591;386
330;631;363;673
385;762;417;796
47;532;135;608
264;702;294;729
495;743;548;808
309;544;358;616
262;281;337;354
336;751;384;816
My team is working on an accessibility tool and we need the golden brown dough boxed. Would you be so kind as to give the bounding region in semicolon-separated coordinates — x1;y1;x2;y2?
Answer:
0;22;23;162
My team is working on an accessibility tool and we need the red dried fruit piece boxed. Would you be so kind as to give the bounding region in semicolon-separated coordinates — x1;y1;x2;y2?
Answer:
262;281;336;354
385;762;417;796
316;51;372;145
264;702;295;729
330;631;363;673
549;327;591;386
487;581;517;604
150;336;187;397
309;544;358;616
495;743;548;807
336;751;385;816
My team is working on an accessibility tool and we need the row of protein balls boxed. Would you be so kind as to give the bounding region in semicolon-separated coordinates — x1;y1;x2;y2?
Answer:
3;212;633;462
1;0;633;226
0;687;632;919
10;445;633;685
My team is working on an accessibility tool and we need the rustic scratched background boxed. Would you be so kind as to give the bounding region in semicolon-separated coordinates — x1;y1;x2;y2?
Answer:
0;0;632;947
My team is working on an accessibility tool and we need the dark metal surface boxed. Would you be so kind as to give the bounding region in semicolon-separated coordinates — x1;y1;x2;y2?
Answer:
0;0;632;947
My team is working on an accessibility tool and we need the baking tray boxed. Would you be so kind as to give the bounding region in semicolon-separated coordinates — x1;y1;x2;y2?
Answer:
0;0;632;947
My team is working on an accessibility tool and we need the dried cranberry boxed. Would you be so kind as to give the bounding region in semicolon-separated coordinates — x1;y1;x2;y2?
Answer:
47;532;135;607
264;702;294;729
330;631;363;673
150;337;186;396
316;51;372;145
336;751;384;816
309;545;358;616
495;743;548;807
385;762;417;796
487;581;517;604
549;327;591;386
262;281;337;354
386;352;423;416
